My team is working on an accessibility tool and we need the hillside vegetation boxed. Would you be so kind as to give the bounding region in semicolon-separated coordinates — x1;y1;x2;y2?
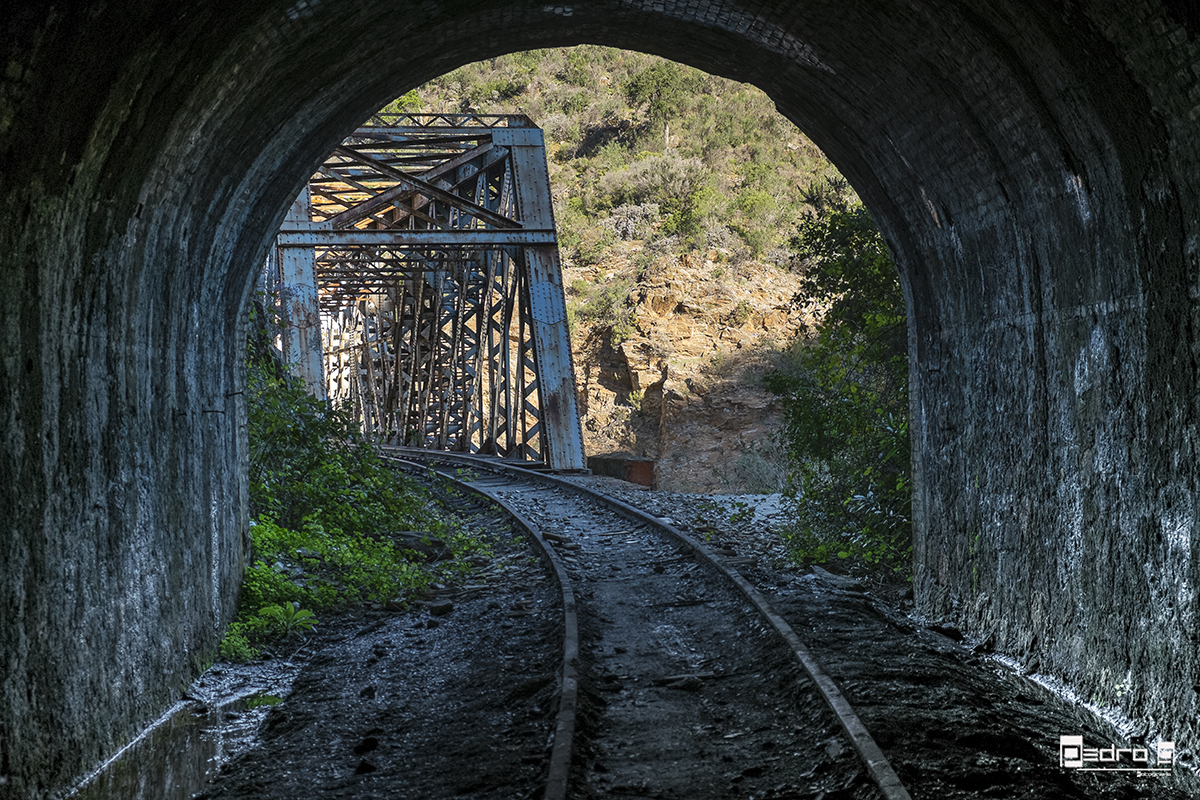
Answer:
390;47;843;272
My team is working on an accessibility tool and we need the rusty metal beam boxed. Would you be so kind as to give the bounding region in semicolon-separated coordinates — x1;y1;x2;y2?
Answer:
332;145;522;230
277;229;555;246
495;127;585;471
274;114;581;469
278;187;327;399
324;142;498;228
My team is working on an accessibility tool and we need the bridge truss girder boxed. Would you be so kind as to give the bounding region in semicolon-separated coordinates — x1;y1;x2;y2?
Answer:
274;114;584;470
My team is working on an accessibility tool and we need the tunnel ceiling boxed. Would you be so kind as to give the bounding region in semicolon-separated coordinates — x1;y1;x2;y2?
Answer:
4;0;1177;307
6;2;1186;315
4;1;1200;797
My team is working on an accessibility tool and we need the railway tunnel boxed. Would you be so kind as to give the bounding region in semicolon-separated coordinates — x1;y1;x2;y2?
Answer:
2;1;1199;794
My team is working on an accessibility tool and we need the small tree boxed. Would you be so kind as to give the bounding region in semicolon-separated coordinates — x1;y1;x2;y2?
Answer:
765;182;911;576
623;61;701;132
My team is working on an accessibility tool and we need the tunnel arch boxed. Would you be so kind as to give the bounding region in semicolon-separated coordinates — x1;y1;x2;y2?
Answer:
3;1;1200;794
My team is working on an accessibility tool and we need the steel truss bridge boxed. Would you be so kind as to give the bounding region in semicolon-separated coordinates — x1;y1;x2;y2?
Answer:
269;113;584;470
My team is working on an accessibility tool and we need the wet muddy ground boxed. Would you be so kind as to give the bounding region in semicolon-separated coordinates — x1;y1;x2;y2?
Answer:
84;474;1200;800
198;508;561;800
574;476;1200;799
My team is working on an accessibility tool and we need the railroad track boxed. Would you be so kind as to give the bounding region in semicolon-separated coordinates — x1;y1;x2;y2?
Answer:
385;447;911;800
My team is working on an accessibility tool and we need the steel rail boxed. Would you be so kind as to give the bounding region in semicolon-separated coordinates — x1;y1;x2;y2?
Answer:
383;455;579;800
384;446;912;800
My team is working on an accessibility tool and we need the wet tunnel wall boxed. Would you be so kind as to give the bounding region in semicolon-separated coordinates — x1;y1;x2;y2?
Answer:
2;0;1199;794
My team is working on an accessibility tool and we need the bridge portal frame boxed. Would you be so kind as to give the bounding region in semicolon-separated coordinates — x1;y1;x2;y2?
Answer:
273;114;585;471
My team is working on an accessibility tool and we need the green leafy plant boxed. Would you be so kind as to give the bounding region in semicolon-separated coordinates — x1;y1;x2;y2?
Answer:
765;181;911;577
258;602;319;640
623;61;703;131
381;89;422;114
728;500;755;525
729;300;754;326
559;48;594;86
246;693;285;709
568;275;637;347
219;309;491;662
219;621;260;662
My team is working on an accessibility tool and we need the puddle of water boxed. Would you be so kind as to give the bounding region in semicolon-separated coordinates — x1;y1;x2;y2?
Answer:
63;682;290;800
60;654;303;798
64;699;235;800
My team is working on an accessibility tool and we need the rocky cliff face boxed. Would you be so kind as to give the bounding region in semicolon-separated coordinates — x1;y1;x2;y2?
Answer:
566;245;808;492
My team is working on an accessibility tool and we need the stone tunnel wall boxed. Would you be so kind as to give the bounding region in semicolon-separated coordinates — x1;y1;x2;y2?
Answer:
1;0;1199;794
0;7;260;796
894;1;1200;747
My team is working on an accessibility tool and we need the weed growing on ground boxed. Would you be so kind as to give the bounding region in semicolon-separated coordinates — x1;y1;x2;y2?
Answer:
258;602;319;640
727;500;755;525
245;694;285;710
220;310;491;661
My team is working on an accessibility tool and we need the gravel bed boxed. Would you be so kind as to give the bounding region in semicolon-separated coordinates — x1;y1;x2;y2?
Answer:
562;475;793;568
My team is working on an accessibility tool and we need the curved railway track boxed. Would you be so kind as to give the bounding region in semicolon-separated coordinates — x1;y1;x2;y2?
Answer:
386;447;911;800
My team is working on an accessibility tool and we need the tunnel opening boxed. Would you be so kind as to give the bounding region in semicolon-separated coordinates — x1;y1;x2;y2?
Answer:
5;2;1200;796
255;47;911;574
262;51;902;476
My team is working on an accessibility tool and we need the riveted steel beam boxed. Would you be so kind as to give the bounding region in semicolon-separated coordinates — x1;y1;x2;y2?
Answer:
277;229;555;247
277;187;327;400
496;127;586;471
272;114;582;470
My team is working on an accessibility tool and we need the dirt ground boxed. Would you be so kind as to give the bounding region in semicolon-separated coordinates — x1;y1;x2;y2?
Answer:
79;476;1200;800
197;507;561;800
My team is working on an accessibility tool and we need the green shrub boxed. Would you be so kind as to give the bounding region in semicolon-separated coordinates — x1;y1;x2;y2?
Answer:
508;49;547;72
765;183;911;577
221;320;490;661
569;276;637;346
490;79;527;101
542;113;580;143
560;48;593;86
597;152;706;210
556;197;589;254
733;189;774;218
623;61;704;130
563;90;591;115
381;89;422;114
729;300;753;326
218;621;260;662
573;225;617;267
603;202;660;240
258;602;319;640
729;222;773;257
